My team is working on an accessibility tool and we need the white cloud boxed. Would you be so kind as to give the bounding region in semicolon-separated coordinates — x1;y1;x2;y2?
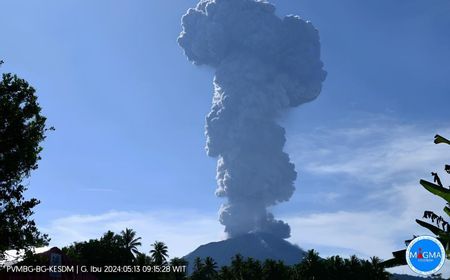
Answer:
283;182;445;261
288;120;450;186
285;210;405;259
283;117;450;276
42;210;224;259
284;181;445;259
42;190;449;276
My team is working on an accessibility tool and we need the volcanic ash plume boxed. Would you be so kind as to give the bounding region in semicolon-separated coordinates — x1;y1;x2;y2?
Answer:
178;0;326;239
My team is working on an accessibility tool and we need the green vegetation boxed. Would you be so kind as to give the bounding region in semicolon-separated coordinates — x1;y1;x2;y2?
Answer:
416;134;450;257
63;231;132;267
122;228;143;262
150;241;169;266
0;66;51;258
58;229;391;280
384;134;450;269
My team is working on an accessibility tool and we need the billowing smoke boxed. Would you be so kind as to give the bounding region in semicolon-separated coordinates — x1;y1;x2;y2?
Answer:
178;0;326;239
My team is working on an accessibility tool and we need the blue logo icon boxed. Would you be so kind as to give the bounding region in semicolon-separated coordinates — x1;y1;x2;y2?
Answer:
406;235;445;275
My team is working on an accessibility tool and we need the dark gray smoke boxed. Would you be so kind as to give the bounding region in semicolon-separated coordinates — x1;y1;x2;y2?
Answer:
178;0;326;239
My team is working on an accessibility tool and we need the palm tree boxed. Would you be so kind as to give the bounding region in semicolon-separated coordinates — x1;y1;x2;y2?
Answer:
193;257;203;272
262;259;290;280
230;254;244;279
346;255;362;280
135;252;151;266
191;257;204;280
120;228;142;258
325;255;347;280
243;258;262;279
298;249;322;280
218;266;233;280
203;257;218;279
150;241;169;265
369;257;390;280
170;257;188;280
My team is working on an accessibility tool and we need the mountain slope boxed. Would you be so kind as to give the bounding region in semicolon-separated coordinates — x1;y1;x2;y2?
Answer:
184;232;306;270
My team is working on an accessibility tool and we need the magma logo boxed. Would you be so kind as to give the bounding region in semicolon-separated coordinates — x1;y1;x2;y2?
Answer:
406;236;445;275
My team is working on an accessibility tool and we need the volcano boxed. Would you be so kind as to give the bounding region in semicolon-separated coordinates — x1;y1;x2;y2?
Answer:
183;232;306;270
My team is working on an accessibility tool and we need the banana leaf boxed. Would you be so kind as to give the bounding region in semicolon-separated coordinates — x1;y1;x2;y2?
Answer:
436;235;450;259
420;179;450;203
445;206;450;217
416;219;445;236
381;249;406;268
434;134;450;145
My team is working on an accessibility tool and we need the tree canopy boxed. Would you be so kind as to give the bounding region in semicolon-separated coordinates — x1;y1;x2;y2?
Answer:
0;71;50;258
37;227;394;280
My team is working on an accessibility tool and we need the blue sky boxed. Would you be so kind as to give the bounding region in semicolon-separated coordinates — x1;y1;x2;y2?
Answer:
1;0;450;276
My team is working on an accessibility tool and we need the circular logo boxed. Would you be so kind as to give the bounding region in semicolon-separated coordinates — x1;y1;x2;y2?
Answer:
406;235;446;275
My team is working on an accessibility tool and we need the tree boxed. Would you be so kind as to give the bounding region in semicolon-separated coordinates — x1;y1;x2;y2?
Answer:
415;134;450;258
191;257;205;280
191;256;218;280
120;227;142;261
193;257;203;272
344;255;362;280
62;230;129;267
217;266;233;280
368;257;390;280
261;259;290;280
169;257;188;280
203;257;218;279
384;134;450;267
206;252;390;280
296;249;322;279
325;255;346;280
230;254;244;279
150;241;169;265
0;71;51;259
62;230;138;280
134;252;153;280
242;257;262;280
135;252;152;266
